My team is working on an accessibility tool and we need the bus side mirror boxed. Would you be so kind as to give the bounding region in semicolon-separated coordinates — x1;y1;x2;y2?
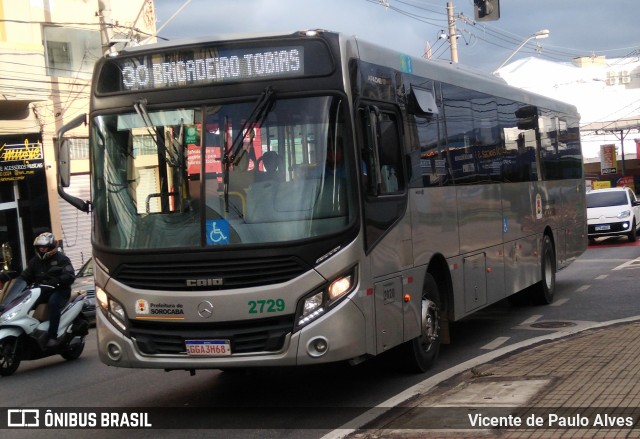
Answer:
59;138;71;188
56;114;91;212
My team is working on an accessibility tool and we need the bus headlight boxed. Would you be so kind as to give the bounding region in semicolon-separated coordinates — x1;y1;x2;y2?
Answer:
302;291;323;318
295;268;356;330
328;274;353;300
96;286;128;333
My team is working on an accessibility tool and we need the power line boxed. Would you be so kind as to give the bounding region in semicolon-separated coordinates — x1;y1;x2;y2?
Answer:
369;0;640;66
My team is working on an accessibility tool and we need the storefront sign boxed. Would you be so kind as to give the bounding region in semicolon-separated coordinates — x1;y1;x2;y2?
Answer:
0;136;45;182
599;144;617;175
593;180;611;189
616;176;634;189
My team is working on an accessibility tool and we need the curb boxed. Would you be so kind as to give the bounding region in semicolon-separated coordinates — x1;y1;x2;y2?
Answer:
321;314;640;439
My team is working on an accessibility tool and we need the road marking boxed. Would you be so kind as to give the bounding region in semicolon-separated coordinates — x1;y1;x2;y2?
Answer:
551;298;569;307
613;257;640;271
521;315;542;325
576;285;591;292
481;337;510;350
595;275;608;280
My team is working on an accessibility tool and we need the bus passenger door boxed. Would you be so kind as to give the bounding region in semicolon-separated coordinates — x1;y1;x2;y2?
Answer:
357;104;411;275
357;103;412;353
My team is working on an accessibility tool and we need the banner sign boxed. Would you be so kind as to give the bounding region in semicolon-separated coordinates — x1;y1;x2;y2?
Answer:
0;135;45;182
599;144;617;175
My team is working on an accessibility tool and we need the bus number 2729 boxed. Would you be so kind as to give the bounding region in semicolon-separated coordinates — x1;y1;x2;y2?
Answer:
248;299;286;314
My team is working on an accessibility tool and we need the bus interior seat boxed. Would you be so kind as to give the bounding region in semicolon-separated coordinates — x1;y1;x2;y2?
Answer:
245;178;346;224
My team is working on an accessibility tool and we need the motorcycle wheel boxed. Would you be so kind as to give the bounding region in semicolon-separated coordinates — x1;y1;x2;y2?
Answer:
0;336;21;376
60;336;85;361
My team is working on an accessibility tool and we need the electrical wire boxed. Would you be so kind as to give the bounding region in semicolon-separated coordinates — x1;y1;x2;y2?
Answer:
368;0;640;66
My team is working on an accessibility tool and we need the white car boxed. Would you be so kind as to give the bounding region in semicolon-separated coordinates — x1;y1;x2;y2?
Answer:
587;187;640;242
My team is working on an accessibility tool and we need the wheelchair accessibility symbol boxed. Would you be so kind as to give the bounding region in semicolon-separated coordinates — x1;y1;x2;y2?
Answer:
206;219;230;245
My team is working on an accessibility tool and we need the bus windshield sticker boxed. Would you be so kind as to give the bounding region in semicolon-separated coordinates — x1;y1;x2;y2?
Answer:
206;219;230;245
117;109;195;130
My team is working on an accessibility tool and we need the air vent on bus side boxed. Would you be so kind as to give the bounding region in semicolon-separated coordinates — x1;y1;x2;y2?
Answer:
113;256;307;291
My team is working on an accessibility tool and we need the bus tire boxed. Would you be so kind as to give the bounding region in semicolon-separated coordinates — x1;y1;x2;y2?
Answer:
533;235;556;305
399;274;441;373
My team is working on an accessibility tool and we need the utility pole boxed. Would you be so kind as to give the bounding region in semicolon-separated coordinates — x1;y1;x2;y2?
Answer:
98;0;116;56
447;2;458;63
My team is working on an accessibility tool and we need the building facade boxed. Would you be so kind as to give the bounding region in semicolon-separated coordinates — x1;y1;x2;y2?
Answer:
0;0;155;272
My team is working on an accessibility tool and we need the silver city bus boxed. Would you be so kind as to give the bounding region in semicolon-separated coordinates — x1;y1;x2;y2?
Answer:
57;30;587;373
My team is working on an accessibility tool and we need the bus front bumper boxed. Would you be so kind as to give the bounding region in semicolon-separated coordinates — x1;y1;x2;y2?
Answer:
96;298;367;369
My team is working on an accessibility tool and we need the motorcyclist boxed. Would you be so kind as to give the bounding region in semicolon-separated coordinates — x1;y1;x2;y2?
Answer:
0;232;75;347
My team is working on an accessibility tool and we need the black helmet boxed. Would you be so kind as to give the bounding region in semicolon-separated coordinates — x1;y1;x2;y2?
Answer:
33;232;57;260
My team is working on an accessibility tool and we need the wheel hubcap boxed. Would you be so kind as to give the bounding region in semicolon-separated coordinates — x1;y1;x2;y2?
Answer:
544;251;554;290
421;297;439;351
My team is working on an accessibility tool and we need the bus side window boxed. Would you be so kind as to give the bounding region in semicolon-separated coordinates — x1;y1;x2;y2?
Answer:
359;107;404;196
377;113;403;194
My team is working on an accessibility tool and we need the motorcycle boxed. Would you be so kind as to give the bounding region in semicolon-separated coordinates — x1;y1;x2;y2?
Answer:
0;276;90;376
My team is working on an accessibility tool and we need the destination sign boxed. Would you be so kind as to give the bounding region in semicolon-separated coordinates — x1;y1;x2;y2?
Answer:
119;46;304;91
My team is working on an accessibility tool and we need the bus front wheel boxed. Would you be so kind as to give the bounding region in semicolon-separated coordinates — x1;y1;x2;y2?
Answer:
533;235;556;305
399;274;441;373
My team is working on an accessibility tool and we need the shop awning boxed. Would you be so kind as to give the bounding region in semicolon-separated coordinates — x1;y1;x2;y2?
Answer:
0;100;41;135
581;116;640;133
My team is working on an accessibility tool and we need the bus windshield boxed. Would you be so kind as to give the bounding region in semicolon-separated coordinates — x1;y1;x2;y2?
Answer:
91;95;354;249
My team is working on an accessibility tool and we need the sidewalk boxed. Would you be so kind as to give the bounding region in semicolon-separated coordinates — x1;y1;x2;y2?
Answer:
341;319;640;438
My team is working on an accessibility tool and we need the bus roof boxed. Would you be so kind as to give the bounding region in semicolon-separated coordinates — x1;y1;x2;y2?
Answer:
116;29;578;117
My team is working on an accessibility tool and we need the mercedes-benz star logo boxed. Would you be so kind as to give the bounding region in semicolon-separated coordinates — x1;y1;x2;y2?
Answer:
197;301;214;318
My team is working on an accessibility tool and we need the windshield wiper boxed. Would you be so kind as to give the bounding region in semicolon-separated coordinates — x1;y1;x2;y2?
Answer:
222;86;275;212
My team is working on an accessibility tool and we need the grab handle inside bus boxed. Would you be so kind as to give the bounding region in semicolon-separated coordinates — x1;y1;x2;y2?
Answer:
368;106;383;196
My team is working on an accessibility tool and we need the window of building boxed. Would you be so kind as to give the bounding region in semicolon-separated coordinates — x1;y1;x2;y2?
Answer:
68;138;89;160
43;26;101;79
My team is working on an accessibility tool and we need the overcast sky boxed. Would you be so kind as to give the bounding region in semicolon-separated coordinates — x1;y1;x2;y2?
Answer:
152;0;640;73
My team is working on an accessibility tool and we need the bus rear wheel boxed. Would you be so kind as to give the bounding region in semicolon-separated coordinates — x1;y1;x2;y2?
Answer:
399;274;441;373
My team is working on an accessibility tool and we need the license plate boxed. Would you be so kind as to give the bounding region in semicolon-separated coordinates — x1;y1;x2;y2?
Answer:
595;225;610;231
185;340;231;356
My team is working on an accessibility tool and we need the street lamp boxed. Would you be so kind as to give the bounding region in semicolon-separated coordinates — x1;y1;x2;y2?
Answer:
493;29;550;75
